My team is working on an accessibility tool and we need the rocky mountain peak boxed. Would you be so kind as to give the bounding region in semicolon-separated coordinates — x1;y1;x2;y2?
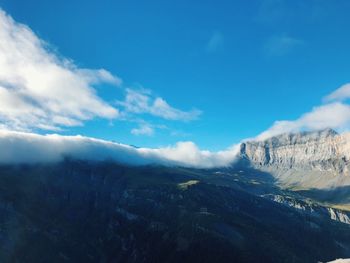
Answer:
238;129;350;188
246;128;338;149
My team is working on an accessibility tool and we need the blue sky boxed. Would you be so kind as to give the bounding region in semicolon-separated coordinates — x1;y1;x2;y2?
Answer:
1;0;350;150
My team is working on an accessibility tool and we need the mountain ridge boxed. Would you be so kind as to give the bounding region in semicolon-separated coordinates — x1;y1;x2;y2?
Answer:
237;128;350;189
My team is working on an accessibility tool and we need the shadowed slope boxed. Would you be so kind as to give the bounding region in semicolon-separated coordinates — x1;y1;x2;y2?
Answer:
0;161;350;263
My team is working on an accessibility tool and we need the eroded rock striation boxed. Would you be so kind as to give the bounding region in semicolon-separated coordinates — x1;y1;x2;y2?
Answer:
239;129;350;189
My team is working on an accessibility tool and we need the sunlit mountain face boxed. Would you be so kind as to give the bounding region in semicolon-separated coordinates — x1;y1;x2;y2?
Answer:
1;1;350;262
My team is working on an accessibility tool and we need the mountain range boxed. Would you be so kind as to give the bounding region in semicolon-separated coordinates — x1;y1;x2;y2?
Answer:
1;129;350;262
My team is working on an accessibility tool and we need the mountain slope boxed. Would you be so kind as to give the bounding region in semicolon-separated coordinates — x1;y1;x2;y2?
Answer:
2;130;350;262
0;161;350;263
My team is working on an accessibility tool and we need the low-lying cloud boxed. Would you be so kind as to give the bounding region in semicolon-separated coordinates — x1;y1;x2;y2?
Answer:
0;130;239;168
327;259;350;263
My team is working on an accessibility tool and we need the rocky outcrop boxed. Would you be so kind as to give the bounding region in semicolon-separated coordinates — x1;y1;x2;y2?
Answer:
239;129;350;188
262;194;350;225
240;129;349;173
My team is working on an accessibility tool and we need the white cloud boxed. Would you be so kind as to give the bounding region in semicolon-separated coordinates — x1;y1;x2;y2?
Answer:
0;9;202;137
0;130;239;168
327;259;350;263
0;9;121;131
324;83;350;102
131;123;154;136
206;31;224;52
264;35;303;56
148;141;239;168
118;89;201;121
257;84;350;140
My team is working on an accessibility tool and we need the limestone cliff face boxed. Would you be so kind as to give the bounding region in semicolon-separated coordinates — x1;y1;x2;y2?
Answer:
240;129;350;174
239;129;350;188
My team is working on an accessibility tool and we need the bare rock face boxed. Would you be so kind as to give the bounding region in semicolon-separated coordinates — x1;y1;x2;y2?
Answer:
240;129;348;173
239;129;350;189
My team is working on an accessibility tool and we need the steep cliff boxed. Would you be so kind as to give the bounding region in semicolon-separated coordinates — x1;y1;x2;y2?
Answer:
239;129;350;189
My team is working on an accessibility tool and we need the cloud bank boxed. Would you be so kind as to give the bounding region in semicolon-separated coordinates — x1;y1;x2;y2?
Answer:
0;130;239;168
257;83;350;140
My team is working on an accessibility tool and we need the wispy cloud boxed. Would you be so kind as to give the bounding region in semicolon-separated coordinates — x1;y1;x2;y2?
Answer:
324;83;350;102
118;89;202;122
256;0;294;24
263;35;303;56
256;0;338;25
257;83;350;140
131;122;154;136
206;31;224;52
0;9;121;131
